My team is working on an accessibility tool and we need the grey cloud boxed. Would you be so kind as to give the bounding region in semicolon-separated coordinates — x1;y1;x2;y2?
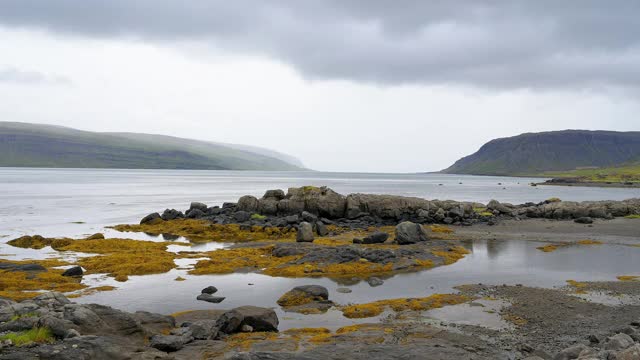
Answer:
0;67;70;85
1;0;639;89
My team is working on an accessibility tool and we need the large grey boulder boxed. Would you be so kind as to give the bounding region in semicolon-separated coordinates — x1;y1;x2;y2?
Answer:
189;202;208;212
346;193;431;220
287;285;329;301
618;344;640;360
237;195;259;212
360;231;389;244
216;309;244;334
284;186;346;218
234;306;279;332
604;333;635;351
296;222;315;242
188;320;219;340
395;222;429;245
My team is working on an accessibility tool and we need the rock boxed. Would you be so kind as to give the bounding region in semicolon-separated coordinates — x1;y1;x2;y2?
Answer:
150;334;191;352
234;306;279;332
240;325;254;332
361;231;389;244
301;211;318;223
140;212;162;225
604;333;634;351
188;320;219;340
186;208;205;219
263;189;286;200
336;288;352;294
487;200;511;214
395;221;429;245
234;211;251;222
82;303;143;336
201;286;218;295
574;217;594;224
296;222;315;242
315;221;328;236
86;233;105;240
291;285;329;301
62;266;84;277
161;208;184;221
38;315;76;338
190;202;208;212
554;344;590;360
33;291;71;307
366;277;384;287
285;215;300;224
65;329;81;339
237;195;259;212
618;344;640;360
196;294;225;303
216;309;244;334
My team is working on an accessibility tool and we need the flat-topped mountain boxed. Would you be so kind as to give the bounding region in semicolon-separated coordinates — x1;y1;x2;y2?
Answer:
0;122;305;170
442;130;640;176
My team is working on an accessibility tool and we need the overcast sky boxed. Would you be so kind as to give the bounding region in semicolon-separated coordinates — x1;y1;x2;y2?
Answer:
1;1;639;173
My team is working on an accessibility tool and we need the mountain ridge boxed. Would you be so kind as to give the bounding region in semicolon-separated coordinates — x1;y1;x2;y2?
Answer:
442;130;640;176
0;122;306;171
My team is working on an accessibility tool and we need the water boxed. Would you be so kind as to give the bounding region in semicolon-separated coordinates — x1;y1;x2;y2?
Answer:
70;239;640;329
1;168;639;239
1;168;639;329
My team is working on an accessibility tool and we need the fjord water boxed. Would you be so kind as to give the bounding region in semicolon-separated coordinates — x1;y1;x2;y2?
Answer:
1;168;639;239
1;168;639;328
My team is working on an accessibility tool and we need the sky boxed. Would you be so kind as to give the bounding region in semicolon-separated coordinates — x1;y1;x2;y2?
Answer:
1;1;639;173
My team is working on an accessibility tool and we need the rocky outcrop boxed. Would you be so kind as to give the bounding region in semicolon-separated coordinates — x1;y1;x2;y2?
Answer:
0;292;279;358
140;186;640;229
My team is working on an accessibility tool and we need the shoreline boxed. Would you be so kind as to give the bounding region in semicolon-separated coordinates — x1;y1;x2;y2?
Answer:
2;187;640;359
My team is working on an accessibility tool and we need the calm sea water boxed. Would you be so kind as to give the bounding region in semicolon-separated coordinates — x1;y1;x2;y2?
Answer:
1;168;639;239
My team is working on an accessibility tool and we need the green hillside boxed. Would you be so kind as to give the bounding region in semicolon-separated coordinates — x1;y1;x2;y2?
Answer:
542;163;640;183
0;122;304;170
442;130;640;176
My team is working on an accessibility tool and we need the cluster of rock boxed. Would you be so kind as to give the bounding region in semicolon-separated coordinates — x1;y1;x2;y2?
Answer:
196;286;225;304
541;322;640;360
0;292;278;359
141;186;640;229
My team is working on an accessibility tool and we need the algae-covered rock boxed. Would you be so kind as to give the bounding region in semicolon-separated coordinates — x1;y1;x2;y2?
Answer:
140;212;162;225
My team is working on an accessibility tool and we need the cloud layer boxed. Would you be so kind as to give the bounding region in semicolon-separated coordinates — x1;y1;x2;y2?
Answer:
1;1;639;90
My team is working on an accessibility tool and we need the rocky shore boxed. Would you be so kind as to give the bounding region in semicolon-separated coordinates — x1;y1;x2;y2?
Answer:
2;186;640;359
139;186;640;229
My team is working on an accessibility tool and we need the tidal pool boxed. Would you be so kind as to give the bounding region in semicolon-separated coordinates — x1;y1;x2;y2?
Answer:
66;239;640;330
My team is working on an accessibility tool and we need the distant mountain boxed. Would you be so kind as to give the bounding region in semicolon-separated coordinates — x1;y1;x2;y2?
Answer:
0;122;305;170
442;130;640;176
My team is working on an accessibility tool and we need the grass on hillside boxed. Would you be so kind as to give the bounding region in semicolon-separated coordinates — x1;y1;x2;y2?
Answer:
0;327;54;346
542;163;640;183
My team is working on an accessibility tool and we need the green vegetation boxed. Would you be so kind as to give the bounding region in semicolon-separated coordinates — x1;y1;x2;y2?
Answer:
0;327;54;346
542;163;640;183
442;130;640;176
10;312;38;322
250;214;267;220
473;207;494;217
0;122;304;170
625;214;640;219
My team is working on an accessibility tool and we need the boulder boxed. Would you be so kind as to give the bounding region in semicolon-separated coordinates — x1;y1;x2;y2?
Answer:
201;286;218;295
553;344;590;360
188;320;219;340
315;221;328;236
140;212;162;225
186;208;205;219
263;189;286;200
196;294;225;303
604;333;635;351
216;309;244;334
301;211;318;223
86;233;105;240
150;334;192;352
285;186;346;218
360;231;389;244
285;215;300;224
189;202;208;212
237;195;259;212
234;306;279;332
487;200;511;214
395;222;429;245
367;277;384;287
296;222;315;242
346;193;431;220
62;266;84;277
161;209;184;221
234;211;251;222
618;344;640;360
